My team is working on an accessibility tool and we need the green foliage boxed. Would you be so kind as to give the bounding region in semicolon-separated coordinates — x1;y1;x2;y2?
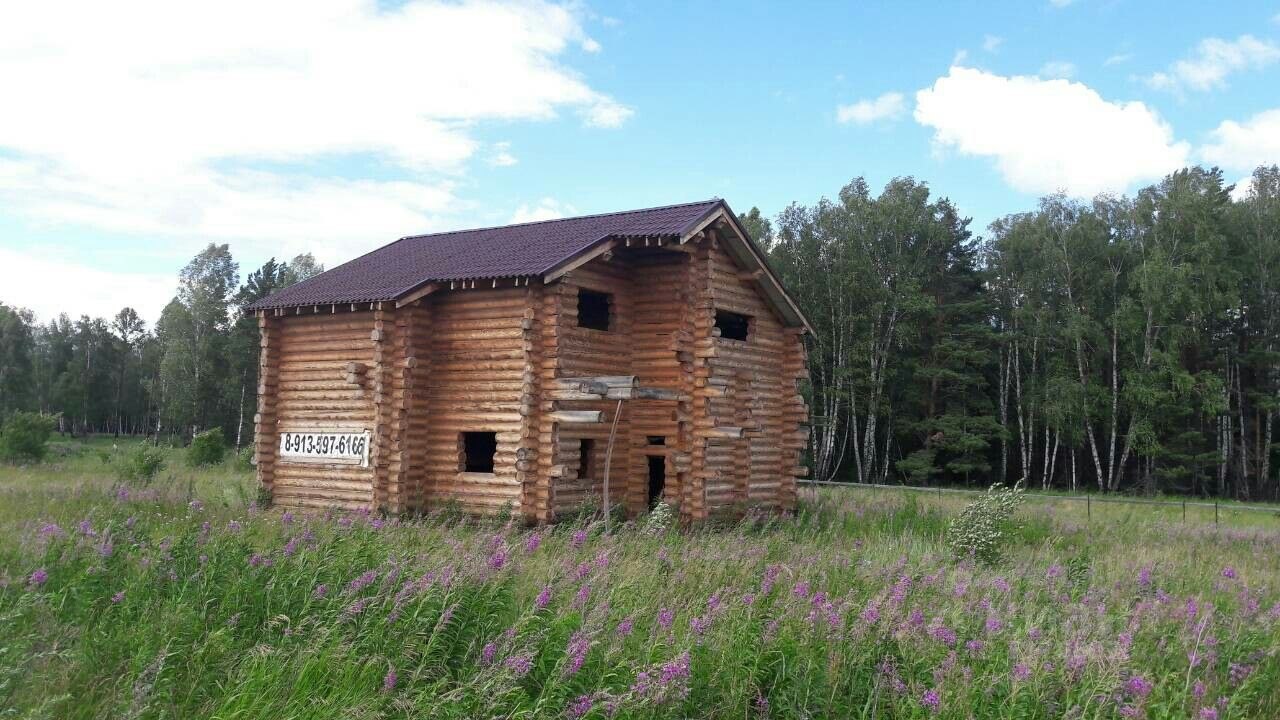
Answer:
945;482;1025;564
0;412;57;463
187;428;227;467
643;501;675;535
113;443;166;483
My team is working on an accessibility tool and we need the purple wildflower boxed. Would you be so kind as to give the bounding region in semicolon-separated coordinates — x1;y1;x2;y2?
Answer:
564;631;590;676
792;580;810;599
1125;675;1153;698
571;529;588;549
965;639;984;653
227;519;242;532
860;604;880;625
345;598;371;616
1012;664;1031;681
1138;567;1152;587
573;584;591;609
482;642;498;665
488;549;508;570
382;667;397;692
1046;564;1064;579
312;583;328;599
28;568;48;587
1193;680;1206;699
78;519;95;537
921;688;941;712
1199;708;1218;720
690;615;710;637
525;533;541;553
1221;566;1237;580
111;590;125;603
567;694;594;719
929;623;957;646
282;537;300;557
281;511;293;526
616;616;634;638
347;570;377;594
657;607;674;631
504;654;532;676
188;499;203;512
38;523;64;538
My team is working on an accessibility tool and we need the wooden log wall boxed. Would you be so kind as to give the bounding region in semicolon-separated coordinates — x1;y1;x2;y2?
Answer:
549;259;635;518
415;287;527;515
263;310;378;511
689;236;809;516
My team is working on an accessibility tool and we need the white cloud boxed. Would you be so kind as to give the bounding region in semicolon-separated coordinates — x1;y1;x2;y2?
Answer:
1200;108;1280;171
983;35;1004;53
488;142;519;167
0;0;630;268
1104;53;1133;66
914;66;1190;197
510;198;573;224
836;92;907;125
1146;35;1280;92
0;247;175;325
581;99;635;128
1039;61;1077;79
581;37;602;53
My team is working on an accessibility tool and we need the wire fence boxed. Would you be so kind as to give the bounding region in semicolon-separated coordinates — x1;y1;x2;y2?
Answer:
798;479;1280;524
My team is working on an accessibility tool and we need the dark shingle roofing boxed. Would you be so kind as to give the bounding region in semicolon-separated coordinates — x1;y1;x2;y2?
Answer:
250;199;724;311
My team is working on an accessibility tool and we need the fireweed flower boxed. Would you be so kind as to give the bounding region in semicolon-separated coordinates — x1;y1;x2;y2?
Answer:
1199;708;1219;720
567;694;593;719
573;584;591;609
985;616;1003;633
38;523;64;538
488;549;508;570
281;511;293;526
1125;675;1153;698
188;500;203;512
313;583;328;599
792;581;810;599
111;590;126;603
382;668;397;692
1221;566;1237;580
481;642;498;665
571;529;588;549
78;519;96;537
1046;564;1064;580
860;604;880;625
616;616;634;637
1012;664;1031;681
535;586;552;610
921;688;941;712
347;570;377;594
564;631;590;675
657;607;674;631
28;568;48;587
525;533;541;553
504;654;532;676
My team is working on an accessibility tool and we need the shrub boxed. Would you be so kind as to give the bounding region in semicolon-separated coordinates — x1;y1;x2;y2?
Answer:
0;412;57;463
644;501;675;535
187;428;227;467
946;482;1024;565
114;443;166;483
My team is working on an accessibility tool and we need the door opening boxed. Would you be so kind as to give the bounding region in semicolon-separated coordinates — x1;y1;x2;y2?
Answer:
647;455;666;509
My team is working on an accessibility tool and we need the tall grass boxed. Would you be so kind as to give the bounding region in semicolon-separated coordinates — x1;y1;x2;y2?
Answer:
1;439;1279;718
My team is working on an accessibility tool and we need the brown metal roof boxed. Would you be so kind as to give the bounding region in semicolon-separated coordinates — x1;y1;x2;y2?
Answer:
248;198;811;332
250;199;723;311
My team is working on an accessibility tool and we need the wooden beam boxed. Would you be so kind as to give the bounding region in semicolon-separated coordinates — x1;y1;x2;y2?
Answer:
395;282;440;308
543;239;618;283
549;410;603;423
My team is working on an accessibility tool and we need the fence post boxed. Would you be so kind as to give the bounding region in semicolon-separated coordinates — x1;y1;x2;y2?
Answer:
1215;501;1219;526
1182;501;1186;523
1086;495;1091;521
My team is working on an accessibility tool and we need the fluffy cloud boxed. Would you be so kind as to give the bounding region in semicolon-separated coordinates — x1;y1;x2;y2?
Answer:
1039;61;1077;79
0;0;628;267
0;247;175;325
510;198;574;224
1200;108;1280;172
836;92;907;125
1146;35;1280;92
983;35;1004;53
914;66;1189;197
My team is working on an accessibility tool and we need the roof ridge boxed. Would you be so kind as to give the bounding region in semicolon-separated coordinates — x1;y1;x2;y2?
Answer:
397;198;722;241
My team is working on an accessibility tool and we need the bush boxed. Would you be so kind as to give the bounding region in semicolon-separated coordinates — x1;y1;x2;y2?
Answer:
643;501;675;535
187;428;227;467
0;412;57;463
114;443;166;483
946;482;1024;565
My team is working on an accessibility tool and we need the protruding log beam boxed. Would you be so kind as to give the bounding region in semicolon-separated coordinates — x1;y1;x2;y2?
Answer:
549;410;604;424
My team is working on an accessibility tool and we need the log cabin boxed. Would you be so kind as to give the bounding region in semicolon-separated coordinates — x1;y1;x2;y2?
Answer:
248;199;811;523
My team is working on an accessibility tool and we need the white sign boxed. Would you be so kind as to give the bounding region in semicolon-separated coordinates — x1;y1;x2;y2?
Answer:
279;430;370;467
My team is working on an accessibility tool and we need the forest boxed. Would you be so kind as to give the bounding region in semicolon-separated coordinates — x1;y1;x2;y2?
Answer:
1;164;1277;499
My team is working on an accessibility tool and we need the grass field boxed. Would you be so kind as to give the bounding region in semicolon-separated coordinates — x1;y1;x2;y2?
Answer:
2;437;1279;719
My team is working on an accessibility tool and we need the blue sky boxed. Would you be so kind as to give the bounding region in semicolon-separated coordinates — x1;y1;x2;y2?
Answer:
2;0;1279;324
